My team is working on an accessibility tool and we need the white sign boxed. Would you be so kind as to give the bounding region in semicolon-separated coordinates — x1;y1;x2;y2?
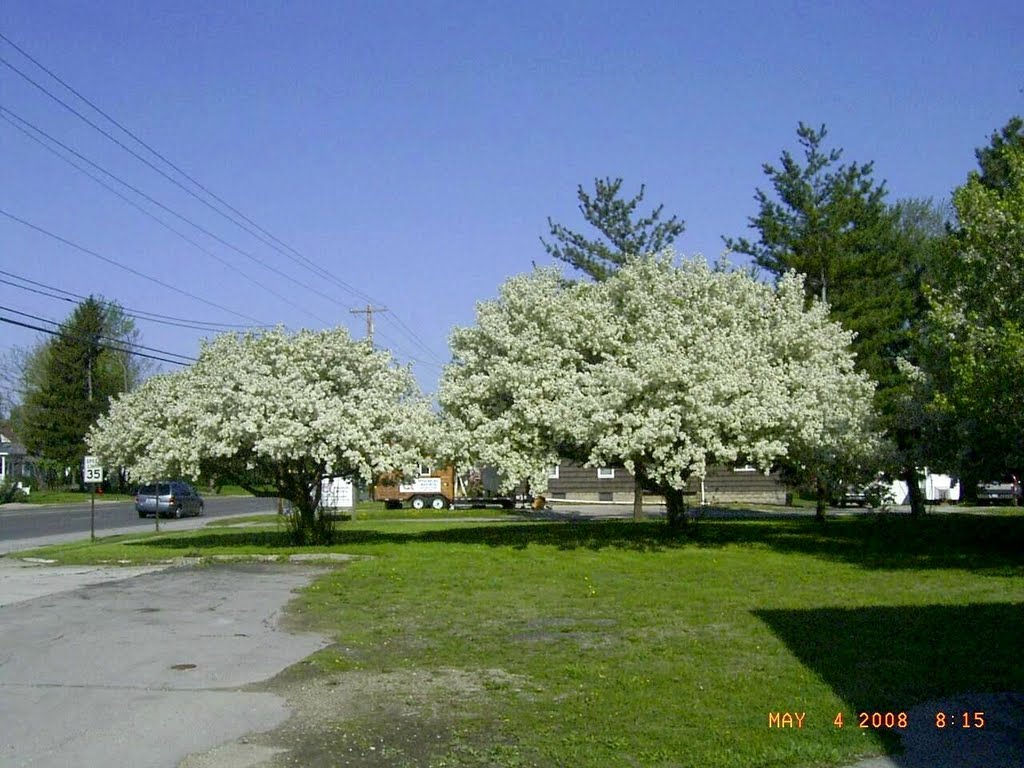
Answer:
83;455;104;484
320;477;354;509
399;476;442;494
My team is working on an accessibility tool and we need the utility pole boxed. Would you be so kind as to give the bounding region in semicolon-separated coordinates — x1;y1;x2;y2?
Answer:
349;304;387;345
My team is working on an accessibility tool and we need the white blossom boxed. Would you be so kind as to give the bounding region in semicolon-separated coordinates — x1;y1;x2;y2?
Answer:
439;253;876;494
89;327;435;493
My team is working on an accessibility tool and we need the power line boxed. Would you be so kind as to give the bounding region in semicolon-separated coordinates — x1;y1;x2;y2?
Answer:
0;315;192;366
0;34;447;365
0;269;267;333
0;106;336;324
0;107;322;325
0;305;197;363
0;32;370;303
0;207;267;325
0;54;369;310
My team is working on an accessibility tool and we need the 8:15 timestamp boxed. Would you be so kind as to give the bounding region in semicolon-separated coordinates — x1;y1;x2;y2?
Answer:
936;712;985;728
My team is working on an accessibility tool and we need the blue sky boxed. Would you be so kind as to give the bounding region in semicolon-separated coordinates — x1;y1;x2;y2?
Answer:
2;1;1022;396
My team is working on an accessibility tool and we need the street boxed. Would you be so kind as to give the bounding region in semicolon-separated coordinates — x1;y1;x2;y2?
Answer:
0;495;275;554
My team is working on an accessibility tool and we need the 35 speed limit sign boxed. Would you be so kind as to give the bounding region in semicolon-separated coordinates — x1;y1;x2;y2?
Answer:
83;455;104;484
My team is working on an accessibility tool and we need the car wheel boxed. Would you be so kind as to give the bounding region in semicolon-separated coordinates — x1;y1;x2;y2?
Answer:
138;511;146;519
197;502;205;517
410;496;426;510
174;506;183;519
430;496;446;510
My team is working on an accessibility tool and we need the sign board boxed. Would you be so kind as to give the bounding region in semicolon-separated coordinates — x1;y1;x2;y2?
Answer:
320;477;354;509
399;476;442;494
83;455;104;484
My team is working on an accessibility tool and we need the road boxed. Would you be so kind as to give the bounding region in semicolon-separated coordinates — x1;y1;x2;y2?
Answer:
0;495;275;555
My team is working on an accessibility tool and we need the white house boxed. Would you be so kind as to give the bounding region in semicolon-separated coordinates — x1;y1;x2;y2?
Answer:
0;429;34;489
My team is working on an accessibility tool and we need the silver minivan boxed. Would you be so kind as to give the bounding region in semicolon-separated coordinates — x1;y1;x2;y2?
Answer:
135;481;205;518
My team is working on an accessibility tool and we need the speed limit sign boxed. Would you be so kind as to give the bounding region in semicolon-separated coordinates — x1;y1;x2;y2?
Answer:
83;455;104;484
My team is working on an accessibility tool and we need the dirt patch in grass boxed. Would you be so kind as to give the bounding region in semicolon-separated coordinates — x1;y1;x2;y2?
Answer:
232;662;534;767
513;616;619;650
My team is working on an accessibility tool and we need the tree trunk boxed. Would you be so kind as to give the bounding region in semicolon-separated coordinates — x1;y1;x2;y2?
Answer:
665;487;688;530
904;466;926;517
961;465;980;505
815;476;828;522
633;463;644;521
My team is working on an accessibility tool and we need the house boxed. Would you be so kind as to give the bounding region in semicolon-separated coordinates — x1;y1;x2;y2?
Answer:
0;429;36;488
545;460;786;505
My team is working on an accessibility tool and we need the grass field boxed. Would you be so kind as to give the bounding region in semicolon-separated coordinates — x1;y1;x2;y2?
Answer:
8;485;257;504
12;489;136;504
20;513;1024;767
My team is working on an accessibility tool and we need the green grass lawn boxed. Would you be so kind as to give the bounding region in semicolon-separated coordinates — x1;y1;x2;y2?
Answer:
20;513;1024;767
206;484;255;496
14;489;135;504
8;485;258;505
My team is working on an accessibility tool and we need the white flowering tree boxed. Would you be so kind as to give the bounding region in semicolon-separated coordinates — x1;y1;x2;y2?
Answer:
89;328;435;543
440;254;877;526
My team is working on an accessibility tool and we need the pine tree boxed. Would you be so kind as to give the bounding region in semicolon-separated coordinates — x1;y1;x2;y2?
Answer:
541;177;684;281
728;123;937;517
20;298;131;487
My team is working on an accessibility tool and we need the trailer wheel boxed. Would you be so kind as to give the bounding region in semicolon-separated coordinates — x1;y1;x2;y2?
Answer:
410;496;426;510
430;496;446;510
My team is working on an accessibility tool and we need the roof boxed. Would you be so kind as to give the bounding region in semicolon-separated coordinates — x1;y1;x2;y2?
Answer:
0;429;29;456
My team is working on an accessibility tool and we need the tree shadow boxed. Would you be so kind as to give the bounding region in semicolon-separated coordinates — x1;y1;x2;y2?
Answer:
126;513;1024;573
754;603;1024;766
127;521;687;553
692;513;1024;574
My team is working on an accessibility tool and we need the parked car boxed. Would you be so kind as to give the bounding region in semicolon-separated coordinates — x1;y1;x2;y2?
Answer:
835;485;868;507
976;476;1022;506
832;479;896;508
135;481;205;518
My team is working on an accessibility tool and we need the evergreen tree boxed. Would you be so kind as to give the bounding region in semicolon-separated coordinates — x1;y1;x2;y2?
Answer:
727;123;938;516
541;177;684;281
974;116;1024;191
19;298;138;487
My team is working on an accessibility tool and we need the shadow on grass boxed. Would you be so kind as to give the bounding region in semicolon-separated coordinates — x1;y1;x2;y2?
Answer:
754;603;1024;760
126;513;1024;573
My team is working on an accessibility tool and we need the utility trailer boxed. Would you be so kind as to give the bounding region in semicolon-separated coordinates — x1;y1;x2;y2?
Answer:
373;466;520;510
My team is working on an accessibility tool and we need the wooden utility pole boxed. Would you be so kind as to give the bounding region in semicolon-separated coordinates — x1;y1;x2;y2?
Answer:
349;304;387;345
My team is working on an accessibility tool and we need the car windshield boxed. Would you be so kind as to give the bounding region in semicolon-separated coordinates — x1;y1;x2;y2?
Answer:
139;483;171;496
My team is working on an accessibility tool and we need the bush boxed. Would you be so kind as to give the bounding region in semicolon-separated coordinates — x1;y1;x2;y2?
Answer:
0;479;27;504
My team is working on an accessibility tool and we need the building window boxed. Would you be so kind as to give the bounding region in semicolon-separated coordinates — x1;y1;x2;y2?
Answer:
598;491;613;502
418;464;433;476
548;465;560;480
597;467;615;479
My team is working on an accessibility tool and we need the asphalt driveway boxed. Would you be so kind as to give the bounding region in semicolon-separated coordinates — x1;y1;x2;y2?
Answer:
0;559;328;768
